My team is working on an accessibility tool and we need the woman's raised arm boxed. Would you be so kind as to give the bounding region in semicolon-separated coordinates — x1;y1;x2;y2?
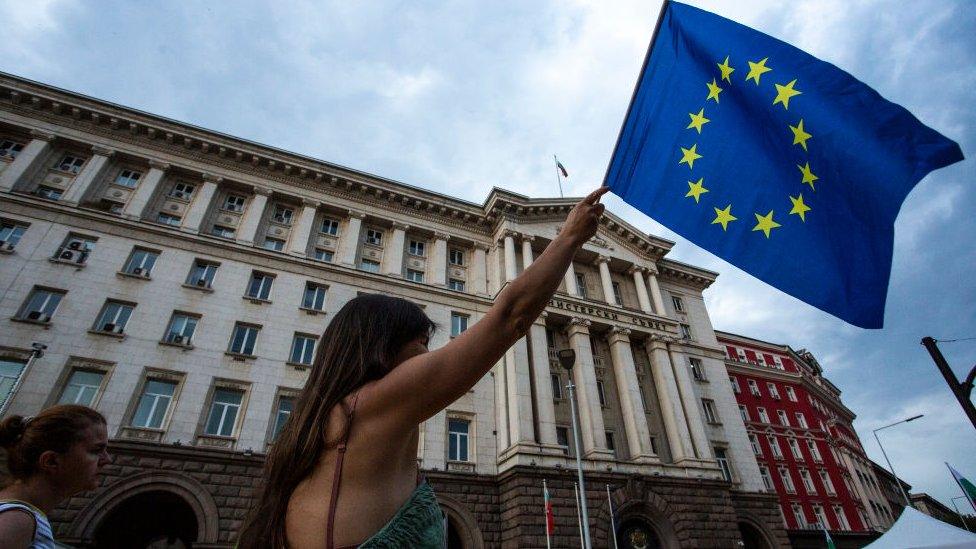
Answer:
363;187;609;426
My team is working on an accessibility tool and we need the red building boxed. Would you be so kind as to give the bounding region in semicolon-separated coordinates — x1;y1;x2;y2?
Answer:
718;331;887;546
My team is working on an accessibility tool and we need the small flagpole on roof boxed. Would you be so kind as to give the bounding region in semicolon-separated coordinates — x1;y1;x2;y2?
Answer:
554;155;568;198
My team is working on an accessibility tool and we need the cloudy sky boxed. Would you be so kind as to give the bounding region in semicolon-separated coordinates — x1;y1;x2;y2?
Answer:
3;0;973;510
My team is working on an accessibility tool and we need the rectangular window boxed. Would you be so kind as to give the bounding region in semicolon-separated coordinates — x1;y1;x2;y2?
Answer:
122;247;159;276
759;466;774;491
596;380;607;406
271;395;295;441
408;239;426;256
447;418;470;462
781;468;796;493
748;379;761;397
360;258;380;273
757;407;770;423
792;503;805;526
313;248;334;262
769;435;783;459
448;278;465;291
157;213;182;226
186;260;218;288
57;369;105;406
405;269;424;283
690;357;706;381
272;205;294;224
0;360;26;410
320;217;340;236
715;448;733;482
114;169;142;188
796;412;808;429
832;505;849;530
551;373;563;399
0;139;24;159
222;194;246;212
35;186;62;200
246;272;275;300
211;225;235;238
767;382;781;399
800;469;817;493
302;282;327;311
365;228;383;245
0;221;28;249
671;295;685;312
55;154;85;174
575;272;588;298
739;405;750;422
289;334;317;365
204;388;243;437
786;386;797;402
788;438;803;459
729;375;741;393
812;504;828;528
778;410;791;426
451;313;468;337
262;237;285;251
169;181;195;200
680;323;693;339
605;432;616;456
449;248;464;266
54;234;95;264
93;301;134;334
611;281;623;305
132;379;177;429
807;440;823;462
556;426;570;453
164;313;198;345
229;323;260;356
702;399;719;423
820;471;836;495
17;287;64;322
749;434;762;455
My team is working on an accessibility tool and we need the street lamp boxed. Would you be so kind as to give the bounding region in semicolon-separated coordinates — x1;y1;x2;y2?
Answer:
558;348;592;549
951;496;973;532
873;414;923;507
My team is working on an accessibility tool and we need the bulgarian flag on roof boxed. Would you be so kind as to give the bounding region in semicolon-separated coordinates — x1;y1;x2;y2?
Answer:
821;523;837;549
947;463;976;511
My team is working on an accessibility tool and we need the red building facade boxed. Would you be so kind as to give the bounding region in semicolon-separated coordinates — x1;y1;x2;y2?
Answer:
717;331;883;542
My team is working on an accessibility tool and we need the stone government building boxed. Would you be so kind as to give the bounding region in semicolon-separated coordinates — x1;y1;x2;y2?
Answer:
0;71;788;548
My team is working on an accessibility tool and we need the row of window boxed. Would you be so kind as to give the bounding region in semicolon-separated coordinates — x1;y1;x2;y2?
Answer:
730;375;798;402
779;500;853;531
724;345;788;370
739;405;809;429
757;461;837;496
749;432;824;463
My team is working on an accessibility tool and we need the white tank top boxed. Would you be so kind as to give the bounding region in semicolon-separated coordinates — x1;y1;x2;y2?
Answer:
0;500;55;549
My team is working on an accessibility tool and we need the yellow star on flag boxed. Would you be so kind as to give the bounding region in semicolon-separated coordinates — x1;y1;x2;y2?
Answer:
789;119;812;151
706;78;723;103
797;162;819;190
773;79;802;109
752;210;781;238
679;144;702;169
712;204;737;230
745;57;772;84
685;178;709;203
789;194;811;221
717;56;735;82
687;108;710;133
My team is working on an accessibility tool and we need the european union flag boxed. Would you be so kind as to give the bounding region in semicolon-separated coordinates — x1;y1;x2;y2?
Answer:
604;1;963;328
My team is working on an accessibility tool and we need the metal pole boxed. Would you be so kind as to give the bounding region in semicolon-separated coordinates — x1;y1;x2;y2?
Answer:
544;479;552;549
951;496;972;532
554;155;564;198
921;337;976;431
567;379;592;549
872;416;922;508
0;344;43;417
607;484;619;549
574;482;585;548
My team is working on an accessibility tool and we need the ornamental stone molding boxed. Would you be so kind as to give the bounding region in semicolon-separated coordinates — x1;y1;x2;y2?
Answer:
28;129;55;141
90;144;115;157
147;159;170;171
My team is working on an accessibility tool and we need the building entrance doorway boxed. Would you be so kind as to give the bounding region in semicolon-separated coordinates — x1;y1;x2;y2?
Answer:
738;520;772;549
93;490;198;548
617;517;663;549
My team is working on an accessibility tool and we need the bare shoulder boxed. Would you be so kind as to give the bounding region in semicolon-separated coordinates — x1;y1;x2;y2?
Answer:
0;507;36;547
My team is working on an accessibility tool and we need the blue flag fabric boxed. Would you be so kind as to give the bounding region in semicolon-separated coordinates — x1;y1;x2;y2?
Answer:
604;1;964;328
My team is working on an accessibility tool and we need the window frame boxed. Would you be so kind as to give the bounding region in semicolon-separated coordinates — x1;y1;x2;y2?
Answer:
288;333;318;366
313;248;334;262
689;357;706;381
211;224;236;239
320;217;340;236
129;373;181;431
272;204;294;225
0;219;29;250
446;415;472;463
113;168;143;188
268;390;298;443
714;447;733;482
302;282;328;312
185;259;219;289
359;258;381;273
0;139;24;159
245;271;275;302
448;278;465;291
121;247;160;277
163;311;200;346
405;269;425;283
449;248;465;266
17;286;66;322
701;398;720;424
450;312;469;338
169;181;196;200
408;239;426;257
202;385;246;438
364;228;383;246
56;367;108;407
92;300;135;335
671;294;685;312
54;154;86;174
550;373;563;400
262;237;285;251
228;322;261;357
222;194;247;213
35;185;63;200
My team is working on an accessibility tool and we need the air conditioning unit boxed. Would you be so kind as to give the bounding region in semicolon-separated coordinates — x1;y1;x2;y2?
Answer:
133;267;143;275
76;252;88;264
195;279;207;287
273;215;288;223
59;250;75;261
5;243;15;251
103;323;116;332
27;310;43;320
114;325;125;334
68;241;82;250
173;334;184;344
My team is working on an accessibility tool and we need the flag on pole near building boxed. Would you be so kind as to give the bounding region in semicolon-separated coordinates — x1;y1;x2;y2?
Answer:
556;158;569;178
544;480;556;538
822;523;837;549
948;463;976;511
603;1;964;328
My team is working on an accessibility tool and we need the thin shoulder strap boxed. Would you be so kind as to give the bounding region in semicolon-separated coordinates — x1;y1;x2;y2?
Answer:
326;391;361;549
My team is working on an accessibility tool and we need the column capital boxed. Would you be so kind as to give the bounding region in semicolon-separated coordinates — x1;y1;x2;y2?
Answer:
610;326;632;336
627;265;646;275
433;231;452;241
29;129;56;142
251;184;272;196
391;221;410;231
567;317;592;337
201;172;224;184
609;327;632;345
533;311;549;326
596;255;612;265
347;209;367;219
521;234;535;243
301;197;319;208
147;160;171;171
502;229;520;240
645;263;660;276
90;144;116;157
474;242;491;252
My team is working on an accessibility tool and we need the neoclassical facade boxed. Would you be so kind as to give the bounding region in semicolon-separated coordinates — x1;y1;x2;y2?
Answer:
0;71;786;548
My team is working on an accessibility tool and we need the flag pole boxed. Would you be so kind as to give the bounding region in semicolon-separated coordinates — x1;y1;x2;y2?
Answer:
544;479;552;549
574;482;585;548
600;0;670;187
554;154;564;198
606;484;619;549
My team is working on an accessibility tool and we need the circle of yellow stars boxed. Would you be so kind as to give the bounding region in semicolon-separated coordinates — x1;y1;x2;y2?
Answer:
679;54;819;238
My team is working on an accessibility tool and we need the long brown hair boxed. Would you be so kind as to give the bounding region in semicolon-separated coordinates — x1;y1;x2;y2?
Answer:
0;404;106;481
238;294;435;548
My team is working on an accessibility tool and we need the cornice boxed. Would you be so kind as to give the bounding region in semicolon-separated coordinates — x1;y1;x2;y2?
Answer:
658;259;718;290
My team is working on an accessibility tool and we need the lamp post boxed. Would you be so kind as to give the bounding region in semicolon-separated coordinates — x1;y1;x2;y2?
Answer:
558;348;592;549
873;414;923;507
951;496;973;532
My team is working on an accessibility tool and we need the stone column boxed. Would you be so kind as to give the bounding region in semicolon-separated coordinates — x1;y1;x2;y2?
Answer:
431;232;450;286
647;338;694;462
630;266;653;314
237;186;270;244
521;235;535;270
597;255;616;306
61;145;114;205
338;211;366;266
503;231;518;282
287;198;319;256
669;345;712;460
0;131;54;192
123;160;169;220
503;337;537;451
181;175;220;233
528;314;560;450
494;360;509;451
646;265;667;316
472;245;489;295
563;263;579;296
566;318;613;459
382;222;409;276
608;328;657;462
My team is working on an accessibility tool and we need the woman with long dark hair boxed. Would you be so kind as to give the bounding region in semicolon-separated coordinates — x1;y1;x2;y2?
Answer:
239;187;609;548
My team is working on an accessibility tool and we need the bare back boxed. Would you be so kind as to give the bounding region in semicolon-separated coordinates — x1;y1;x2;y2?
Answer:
284;387;420;548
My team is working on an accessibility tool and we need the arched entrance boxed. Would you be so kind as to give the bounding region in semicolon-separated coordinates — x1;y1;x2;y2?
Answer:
617;517;664;549
437;495;485;549
738;520;773;549
93;490;198;548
